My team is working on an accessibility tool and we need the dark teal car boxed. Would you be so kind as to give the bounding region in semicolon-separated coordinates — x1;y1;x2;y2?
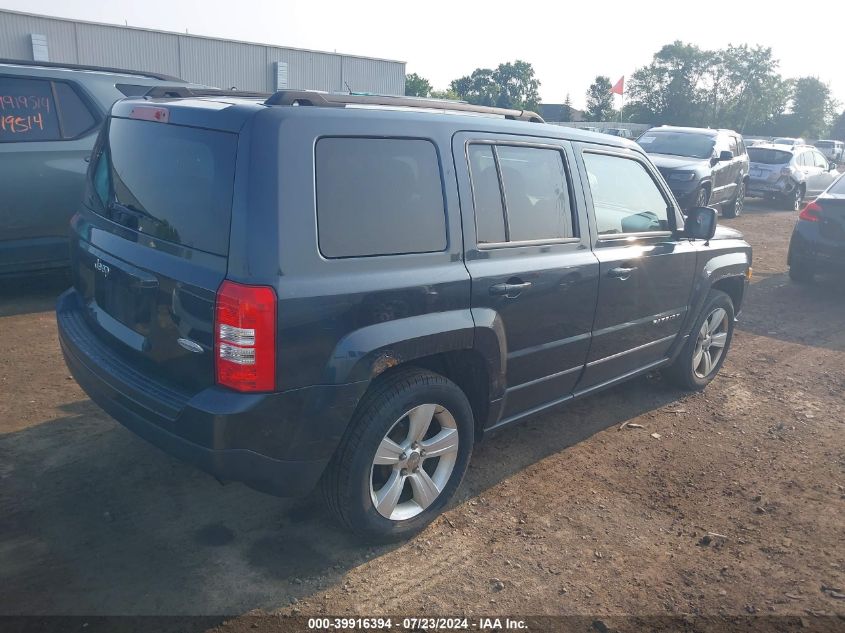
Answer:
0;59;196;276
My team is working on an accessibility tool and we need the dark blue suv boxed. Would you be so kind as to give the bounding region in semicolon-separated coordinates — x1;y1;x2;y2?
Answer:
57;90;752;540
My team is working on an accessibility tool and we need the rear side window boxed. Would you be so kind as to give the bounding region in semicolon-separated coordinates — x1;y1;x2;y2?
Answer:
93;118;237;256
0;76;98;142
315;137;447;258
0;77;60;141
584;152;671;235
468;143;576;245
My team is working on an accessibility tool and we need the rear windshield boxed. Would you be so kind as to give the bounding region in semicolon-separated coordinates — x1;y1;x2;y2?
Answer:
830;176;845;195
748;148;792;165
91;118;237;256
637;131;715;159
815;141;833;148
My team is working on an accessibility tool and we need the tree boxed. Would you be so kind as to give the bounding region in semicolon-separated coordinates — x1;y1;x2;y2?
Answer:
560;94;573;122
492;60;540;110
405;73;432;98
450;68;498;107
430;88;460;101
831;110;845;141
450;60;541;110
785;77;837;138
585;76;615;122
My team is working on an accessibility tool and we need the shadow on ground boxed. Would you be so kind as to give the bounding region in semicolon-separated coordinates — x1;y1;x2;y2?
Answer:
0;371;686;616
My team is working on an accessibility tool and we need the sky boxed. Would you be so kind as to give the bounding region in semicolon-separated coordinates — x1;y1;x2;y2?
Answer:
2;0;844;110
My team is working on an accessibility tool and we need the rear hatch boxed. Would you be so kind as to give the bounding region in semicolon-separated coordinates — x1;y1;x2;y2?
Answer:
748;147;791;182
71;106;241;394
816;179;845;250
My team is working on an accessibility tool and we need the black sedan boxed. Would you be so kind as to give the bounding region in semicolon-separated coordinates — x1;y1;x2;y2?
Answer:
787;172;845;282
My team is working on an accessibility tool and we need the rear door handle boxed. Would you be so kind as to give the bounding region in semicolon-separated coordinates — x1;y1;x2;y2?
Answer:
608;266;637;280
489;281;532;297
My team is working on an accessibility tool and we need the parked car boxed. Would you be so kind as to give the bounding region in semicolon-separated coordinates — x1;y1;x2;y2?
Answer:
602;127;634;139
57;90;752;540
772;137;805;148
746;144;840;211
0;59;199;276
815;139;845;162
787;172;845;282
637;126;750;217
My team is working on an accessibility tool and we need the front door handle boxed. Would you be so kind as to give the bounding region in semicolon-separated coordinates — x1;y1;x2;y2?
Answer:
607;266;637;280
489;281;532;297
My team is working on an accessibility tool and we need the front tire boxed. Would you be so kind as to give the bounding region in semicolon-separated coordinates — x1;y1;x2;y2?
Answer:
693;186;710;209
322;368;474;542
664;290;735;391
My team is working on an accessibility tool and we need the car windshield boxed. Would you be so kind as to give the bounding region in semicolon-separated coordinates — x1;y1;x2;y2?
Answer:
815;141;833;147
773;138;795;145
637;131;714;159
748;148;792;165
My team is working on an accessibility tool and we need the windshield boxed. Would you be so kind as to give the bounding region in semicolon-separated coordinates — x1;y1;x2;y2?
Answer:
815;141;833;148
773;138;796;145
637;131;714;159
748;148;792;165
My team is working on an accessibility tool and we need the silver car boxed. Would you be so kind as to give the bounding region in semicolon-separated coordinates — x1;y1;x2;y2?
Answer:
746;144;839;210
815;140;844;162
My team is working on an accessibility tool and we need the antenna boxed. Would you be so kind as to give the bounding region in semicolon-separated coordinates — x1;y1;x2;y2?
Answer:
344;81;352;94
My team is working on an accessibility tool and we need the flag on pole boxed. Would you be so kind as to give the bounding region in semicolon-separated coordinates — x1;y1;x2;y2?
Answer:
611;76;624;96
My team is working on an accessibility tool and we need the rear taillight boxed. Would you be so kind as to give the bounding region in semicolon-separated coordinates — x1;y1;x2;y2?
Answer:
799;201;822;222
214;280;277;392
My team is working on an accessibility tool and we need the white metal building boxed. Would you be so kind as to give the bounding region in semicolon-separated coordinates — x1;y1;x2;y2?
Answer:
0;9;406;95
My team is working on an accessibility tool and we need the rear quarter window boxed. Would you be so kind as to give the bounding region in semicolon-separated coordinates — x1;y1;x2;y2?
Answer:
315;137;447;258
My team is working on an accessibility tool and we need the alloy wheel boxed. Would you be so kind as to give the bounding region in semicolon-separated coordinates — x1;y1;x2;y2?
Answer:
734;182;745;216
692;307;729;379
370;403;459;521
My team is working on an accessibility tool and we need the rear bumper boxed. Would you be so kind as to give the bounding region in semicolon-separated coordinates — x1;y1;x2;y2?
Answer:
57;289;366;497
788;227;845;270
746;177;794;198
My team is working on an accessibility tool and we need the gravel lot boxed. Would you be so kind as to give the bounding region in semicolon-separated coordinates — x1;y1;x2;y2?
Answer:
1;200;843;626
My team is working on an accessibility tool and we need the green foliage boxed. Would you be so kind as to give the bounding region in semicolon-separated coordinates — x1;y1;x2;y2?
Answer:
585;76;616;122
405;73;432;98
831;110;845;141
429;88;460;101
560;94;573;122
624;41;833;135
783;77;837;138
450;60;541;110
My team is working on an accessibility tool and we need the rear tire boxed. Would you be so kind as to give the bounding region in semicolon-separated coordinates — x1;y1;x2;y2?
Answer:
723;180;745;218
663;290;735;391
788;258;815;283
783;185;804;212
322;368;474;542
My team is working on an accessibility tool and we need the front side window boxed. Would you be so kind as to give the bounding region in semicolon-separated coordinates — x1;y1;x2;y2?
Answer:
315;137;447;258
467;143;576;245
583;152;671;236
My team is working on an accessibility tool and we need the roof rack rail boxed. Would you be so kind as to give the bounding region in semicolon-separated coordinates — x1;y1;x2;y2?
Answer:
143;86;270;99
0;57;183;82
264;90;545;123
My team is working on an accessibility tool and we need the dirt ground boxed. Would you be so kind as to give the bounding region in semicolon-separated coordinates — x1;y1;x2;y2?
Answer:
0;200;843;627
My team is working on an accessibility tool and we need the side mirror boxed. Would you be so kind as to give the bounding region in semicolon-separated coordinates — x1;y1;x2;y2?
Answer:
684;207;718;241
718;150;734;162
